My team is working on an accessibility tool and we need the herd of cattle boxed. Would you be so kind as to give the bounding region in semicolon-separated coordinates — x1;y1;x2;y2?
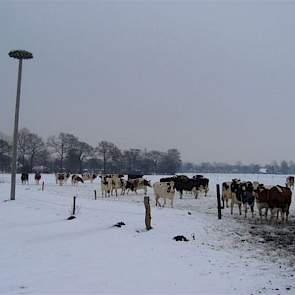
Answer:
222;176;294;222
20;172;209;201
19;172;293;223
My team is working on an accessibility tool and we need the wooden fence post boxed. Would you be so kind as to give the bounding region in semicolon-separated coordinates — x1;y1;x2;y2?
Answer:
144;196;152;230
67;196;77;220
216;184;222;220
73;196;76;216
94;190;97;200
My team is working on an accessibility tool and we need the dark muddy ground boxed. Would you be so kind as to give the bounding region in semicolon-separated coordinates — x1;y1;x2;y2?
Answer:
216;213;295;294
236;217;295;262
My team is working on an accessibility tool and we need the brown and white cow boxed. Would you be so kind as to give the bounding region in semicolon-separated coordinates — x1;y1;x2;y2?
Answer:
153;181;175;207
55;172;71;186
256;185;292;223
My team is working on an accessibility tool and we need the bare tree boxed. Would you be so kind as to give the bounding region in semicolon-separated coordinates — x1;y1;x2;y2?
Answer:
96;141;120;173
0;138;11;171
0;138;10;156
26;133;45;172
147;150;164;174
47;133;79;171
17;128;31;170
76;141;94;173
123;149;142;173
158;149;181;174
47;135;65;171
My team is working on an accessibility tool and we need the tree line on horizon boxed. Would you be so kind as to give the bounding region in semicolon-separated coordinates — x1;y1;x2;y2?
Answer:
0;128;181;174
0;128;294;175
181;161;294;174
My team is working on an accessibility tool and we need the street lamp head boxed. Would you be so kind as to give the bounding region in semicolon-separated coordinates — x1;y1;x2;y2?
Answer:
8;49;33;60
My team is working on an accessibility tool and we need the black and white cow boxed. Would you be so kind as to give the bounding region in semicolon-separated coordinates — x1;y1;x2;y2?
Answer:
71;174;84;185
110;175;125;196
100;175;112;197
221;179;241;209
126;178;151;195
230;180;255;217
196;177;209;197
160;175;208;199
153;181;176;207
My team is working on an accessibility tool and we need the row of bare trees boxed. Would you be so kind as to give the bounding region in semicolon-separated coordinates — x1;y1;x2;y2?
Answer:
0;128;182;174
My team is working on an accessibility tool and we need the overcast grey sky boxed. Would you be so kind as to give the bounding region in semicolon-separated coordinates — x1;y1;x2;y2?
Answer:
1;1;295;164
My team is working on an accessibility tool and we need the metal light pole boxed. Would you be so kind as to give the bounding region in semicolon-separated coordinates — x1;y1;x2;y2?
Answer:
9;49;33;200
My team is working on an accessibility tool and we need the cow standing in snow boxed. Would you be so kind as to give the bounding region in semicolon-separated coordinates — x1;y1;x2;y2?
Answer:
255;184;292;223
21;173;29;184
100;175;112;197
110;175;126;196
55;172;70;186
126;178;151;195
71;174;84;186
153;181;175;207
222;181;232;208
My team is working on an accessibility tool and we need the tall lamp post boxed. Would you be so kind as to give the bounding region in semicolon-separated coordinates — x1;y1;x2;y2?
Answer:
8;49;33;200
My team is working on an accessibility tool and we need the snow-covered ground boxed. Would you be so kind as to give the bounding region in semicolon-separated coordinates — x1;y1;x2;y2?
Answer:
0;173;294;294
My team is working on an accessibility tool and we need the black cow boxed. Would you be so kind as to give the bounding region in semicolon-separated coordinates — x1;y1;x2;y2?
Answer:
176;178;199;199
21;173;29;184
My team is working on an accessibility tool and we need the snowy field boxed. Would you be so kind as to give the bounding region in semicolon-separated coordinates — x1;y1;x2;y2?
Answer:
0;173;295;294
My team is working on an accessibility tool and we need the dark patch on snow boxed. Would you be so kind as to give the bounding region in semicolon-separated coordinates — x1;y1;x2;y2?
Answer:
67;215;76;220
229;217;295;269
173;235;189;242
113;221;126;228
